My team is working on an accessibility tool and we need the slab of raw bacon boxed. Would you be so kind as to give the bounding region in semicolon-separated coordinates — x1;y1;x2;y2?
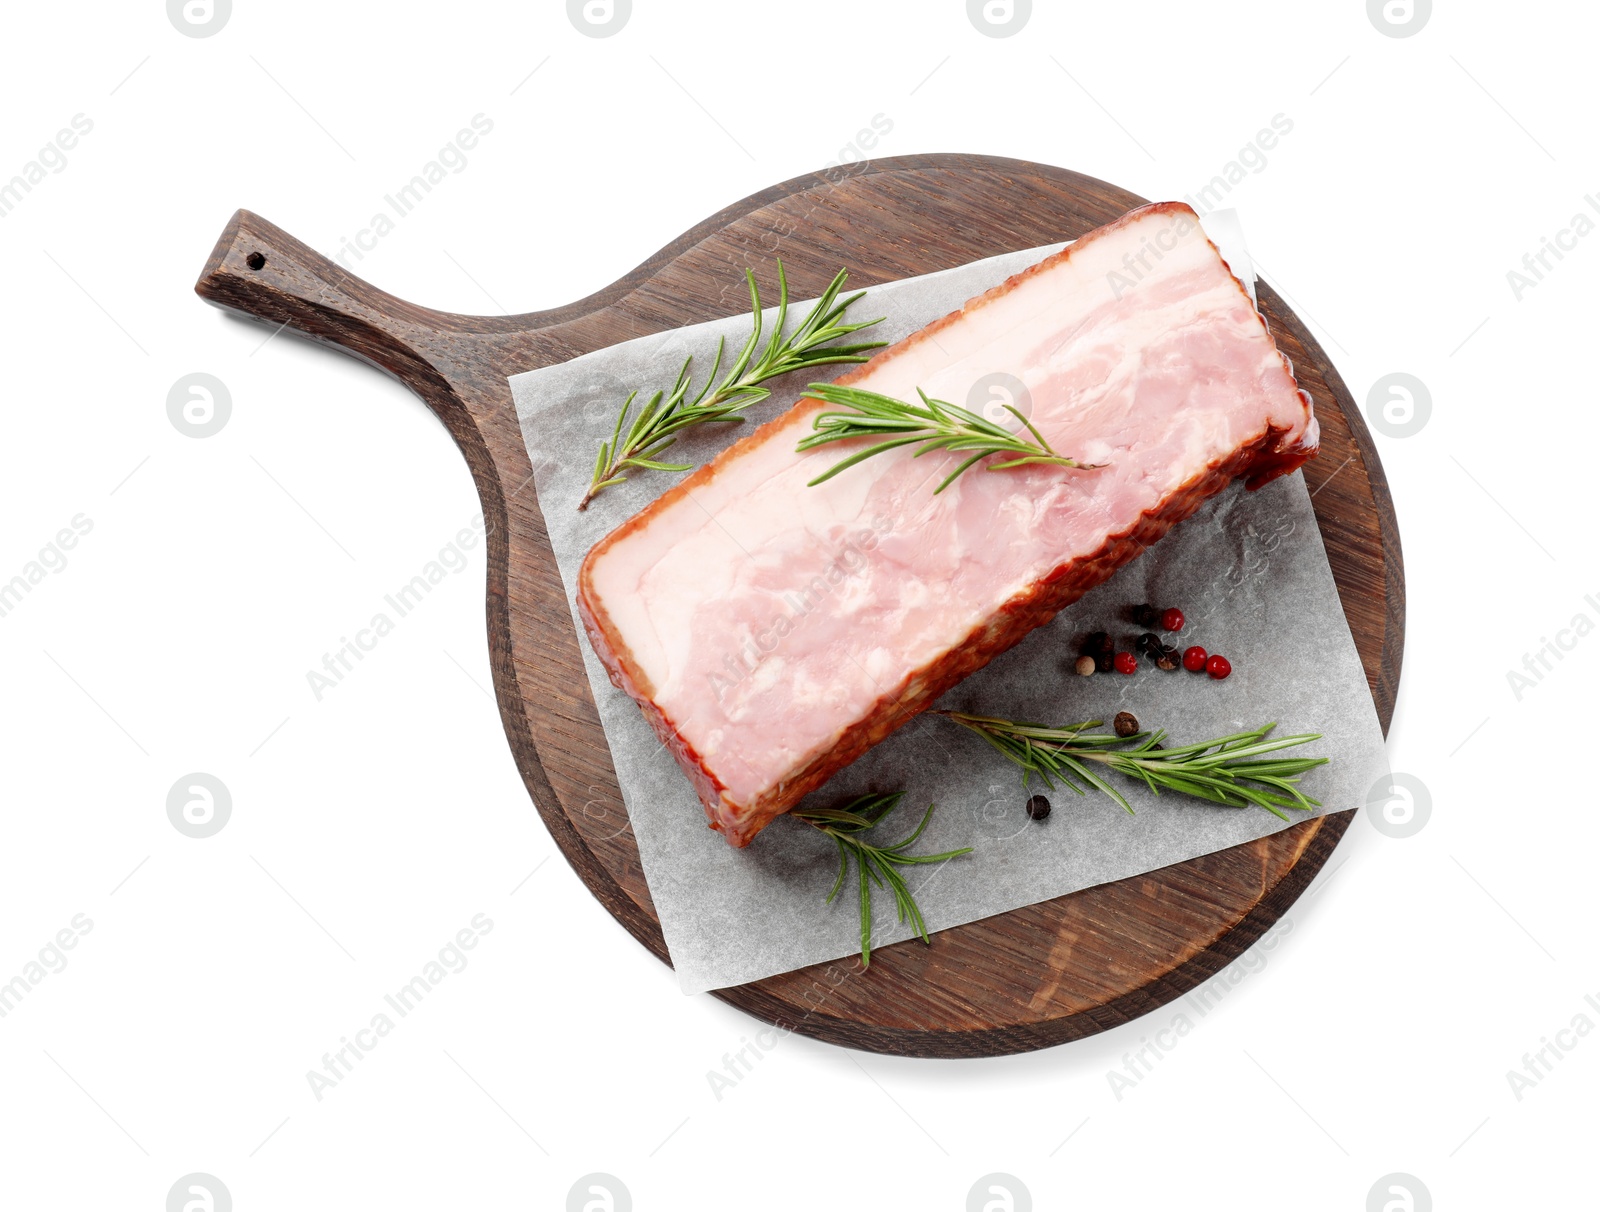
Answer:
578;202;1318;847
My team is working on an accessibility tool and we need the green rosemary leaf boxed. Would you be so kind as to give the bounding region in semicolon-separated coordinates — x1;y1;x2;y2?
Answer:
857;850;872;966
608;390;632;454
935;711;1328;820
802;807;878;829
802;436;927;486
794;793;972;968
1059;752;1133;814
881;801;938;853
825;837;849;905
578;262;886;510
934;451;991;495
1186;734;1324;766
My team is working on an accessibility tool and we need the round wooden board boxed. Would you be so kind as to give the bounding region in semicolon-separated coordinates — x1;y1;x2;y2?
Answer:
195;154;1403;1058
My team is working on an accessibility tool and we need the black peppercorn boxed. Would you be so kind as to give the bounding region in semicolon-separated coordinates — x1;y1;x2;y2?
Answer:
1026;794;1051;820
1080;630;1113;658
1131;603;1160;628
1095;653;1115;674
1114;711;1140;737
1137;631;1164;658
1155;650;1180;671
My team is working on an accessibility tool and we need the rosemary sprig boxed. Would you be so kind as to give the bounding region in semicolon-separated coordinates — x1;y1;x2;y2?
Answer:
794;792;971;968
936;711;1328;822
795;383;1104;493
578;262;886;509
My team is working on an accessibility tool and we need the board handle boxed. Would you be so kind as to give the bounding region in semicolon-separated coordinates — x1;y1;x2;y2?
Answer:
194;209;463;394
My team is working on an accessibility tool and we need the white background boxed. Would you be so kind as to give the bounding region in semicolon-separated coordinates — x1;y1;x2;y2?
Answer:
1;1;1593;1208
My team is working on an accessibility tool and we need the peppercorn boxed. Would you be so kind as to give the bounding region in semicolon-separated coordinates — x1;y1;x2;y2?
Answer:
1074;655;1096;676
1137;631;1164;658
1155;649;1180;671
1113;711;1140;737
1026;794;1052;821
1078;630;1113;657
1095;653;1115;674
1113;651;1138;675
1206;654;1233;680
1161;607;1185;632
1131;603;1160;628
1182;645;1208;672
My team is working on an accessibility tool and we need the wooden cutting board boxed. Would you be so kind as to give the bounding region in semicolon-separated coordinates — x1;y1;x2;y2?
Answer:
195;154;1403;1058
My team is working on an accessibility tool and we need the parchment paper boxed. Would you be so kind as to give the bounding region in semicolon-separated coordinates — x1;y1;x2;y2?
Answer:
508;218;1389;994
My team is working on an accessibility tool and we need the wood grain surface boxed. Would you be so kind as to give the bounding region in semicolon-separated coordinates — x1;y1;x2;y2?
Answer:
194;154;1403;1058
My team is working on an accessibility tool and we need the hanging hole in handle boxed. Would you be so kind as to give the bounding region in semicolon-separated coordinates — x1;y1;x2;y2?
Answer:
245;251;267;270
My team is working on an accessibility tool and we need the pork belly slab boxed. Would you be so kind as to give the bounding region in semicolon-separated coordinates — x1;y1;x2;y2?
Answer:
578;202;1318;848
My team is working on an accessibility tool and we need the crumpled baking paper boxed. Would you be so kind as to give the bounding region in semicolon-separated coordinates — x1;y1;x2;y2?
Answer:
507;215;1389;994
